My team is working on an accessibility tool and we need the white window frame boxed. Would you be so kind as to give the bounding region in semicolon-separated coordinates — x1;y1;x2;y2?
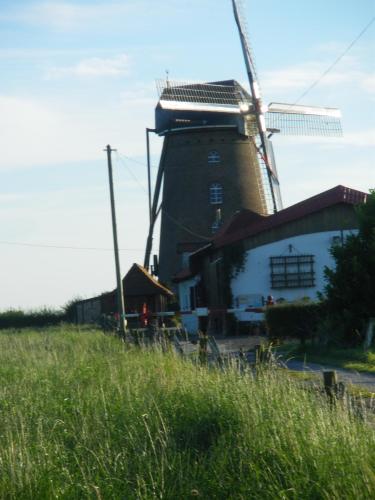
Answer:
211;220;220;233
210;183;223;205
208;150;221;165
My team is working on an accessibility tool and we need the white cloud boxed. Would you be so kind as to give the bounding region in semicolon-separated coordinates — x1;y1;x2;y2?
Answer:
4;2;129;31
276;128;375;148
2;1;192;32
46;54;131;79
260;53;375;102
362;73;375;94
261;59;363;94
0;48;118;60
341;129;375;147
0;91;155;170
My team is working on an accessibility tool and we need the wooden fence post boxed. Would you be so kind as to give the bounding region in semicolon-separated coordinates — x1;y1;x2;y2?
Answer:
323;370;345;401
323;370;337;396
198;333;208;364
364;318;375;350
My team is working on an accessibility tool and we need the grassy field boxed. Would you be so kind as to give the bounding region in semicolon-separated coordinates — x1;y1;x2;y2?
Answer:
278;342;375;374
0;327;374;499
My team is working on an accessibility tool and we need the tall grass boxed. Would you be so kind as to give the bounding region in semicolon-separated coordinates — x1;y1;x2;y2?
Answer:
0;327;374;499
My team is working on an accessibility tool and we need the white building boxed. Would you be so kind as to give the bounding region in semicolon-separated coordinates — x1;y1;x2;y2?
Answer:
175;185;367;333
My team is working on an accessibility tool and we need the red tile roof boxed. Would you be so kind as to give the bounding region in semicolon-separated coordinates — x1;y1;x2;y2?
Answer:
213;185;367;249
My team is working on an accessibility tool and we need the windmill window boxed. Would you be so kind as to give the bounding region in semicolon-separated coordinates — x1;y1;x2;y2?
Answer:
270;255;315;289
210;184;223;205
211;219;221;233
207;150;221;165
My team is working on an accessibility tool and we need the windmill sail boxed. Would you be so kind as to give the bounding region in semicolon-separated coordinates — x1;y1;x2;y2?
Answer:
266;103;342;136
232;0;279;213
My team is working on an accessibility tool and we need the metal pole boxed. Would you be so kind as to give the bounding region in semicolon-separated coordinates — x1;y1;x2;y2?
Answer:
146;128;155;225
144;129;163;271
105;144;127;337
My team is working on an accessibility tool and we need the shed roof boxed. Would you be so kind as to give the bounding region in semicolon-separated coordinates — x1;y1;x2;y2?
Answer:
123;264;174;297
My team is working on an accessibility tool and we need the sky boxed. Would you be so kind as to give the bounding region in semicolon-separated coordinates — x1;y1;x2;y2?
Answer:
0;0;374;310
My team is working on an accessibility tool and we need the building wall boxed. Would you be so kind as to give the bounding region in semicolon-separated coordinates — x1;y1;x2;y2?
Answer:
231;229;356;316
178;276;200;333
193;203;359;309
242;204;359;252
76;298;101;323
158;127;267;286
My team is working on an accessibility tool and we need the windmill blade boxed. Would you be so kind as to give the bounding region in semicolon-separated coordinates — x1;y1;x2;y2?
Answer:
232;0;279;213
231;0;259;86
266;102;342;137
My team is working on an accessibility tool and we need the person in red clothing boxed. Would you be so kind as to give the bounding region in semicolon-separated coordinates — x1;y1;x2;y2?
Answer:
140;303;151;326
266;295;275;306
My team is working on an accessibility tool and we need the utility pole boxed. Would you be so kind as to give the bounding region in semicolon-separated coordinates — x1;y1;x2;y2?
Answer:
105;144;127;338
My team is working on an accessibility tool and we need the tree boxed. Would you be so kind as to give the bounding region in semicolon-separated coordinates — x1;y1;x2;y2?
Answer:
62;296;83;323
322;189;375;344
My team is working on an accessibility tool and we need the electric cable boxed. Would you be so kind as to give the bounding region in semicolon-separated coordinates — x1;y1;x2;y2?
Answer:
294;15;375;104
0;241;142;252
116;152;211;241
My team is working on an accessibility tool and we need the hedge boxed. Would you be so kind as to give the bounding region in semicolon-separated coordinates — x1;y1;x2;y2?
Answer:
265;302;324;344
0;309;65;330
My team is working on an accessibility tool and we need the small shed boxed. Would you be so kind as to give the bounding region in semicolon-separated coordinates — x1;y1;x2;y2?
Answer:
102;263;174;315
75;263;174;324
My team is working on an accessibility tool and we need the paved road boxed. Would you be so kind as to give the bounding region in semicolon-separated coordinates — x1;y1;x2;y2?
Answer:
283;359;375;393
181;335;375;393
217;338;375;393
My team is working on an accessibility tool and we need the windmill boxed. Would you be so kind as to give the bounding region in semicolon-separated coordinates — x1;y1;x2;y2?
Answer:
144;0;342;286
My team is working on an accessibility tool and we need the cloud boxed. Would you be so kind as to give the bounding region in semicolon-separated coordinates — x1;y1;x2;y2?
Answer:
362;73;375;94
260;54;375;102
261;58;363;94
2;1;193;32
0;91;155;169
341;129;375;147
3;2;129;31
0;48;118;60
46;54;131;79
274;128;375;148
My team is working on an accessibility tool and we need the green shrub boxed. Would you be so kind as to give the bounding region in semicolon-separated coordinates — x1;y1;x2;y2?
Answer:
321;189;375;345
0;309;64;329
265;302;324;344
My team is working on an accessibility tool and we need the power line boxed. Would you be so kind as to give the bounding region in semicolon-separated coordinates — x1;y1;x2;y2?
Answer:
0;241;142;252
115;152;148;194
294;15;375;104
116;151;211;241
163;211;212;241
117;151;157;170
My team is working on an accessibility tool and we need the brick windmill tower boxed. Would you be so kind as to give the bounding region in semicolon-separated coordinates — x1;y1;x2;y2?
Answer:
144;0;342;287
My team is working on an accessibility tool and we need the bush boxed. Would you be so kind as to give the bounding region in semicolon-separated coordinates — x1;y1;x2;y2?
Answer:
0;309;64;329
265;302;324;344
62;296;83;323
321;189;375;345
